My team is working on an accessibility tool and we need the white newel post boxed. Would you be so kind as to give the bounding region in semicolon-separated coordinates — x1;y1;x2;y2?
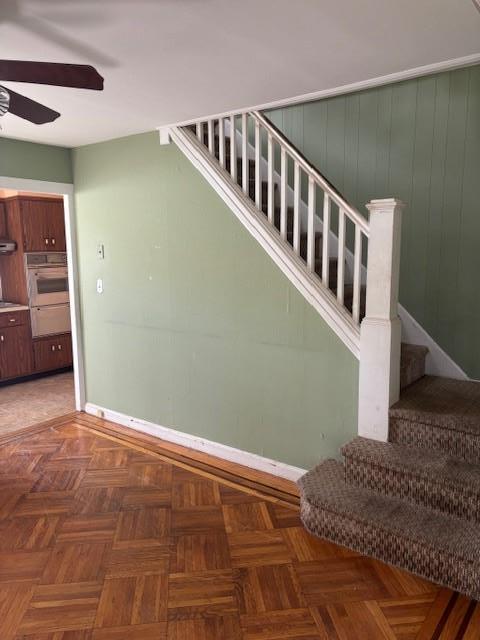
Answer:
358;198;404;441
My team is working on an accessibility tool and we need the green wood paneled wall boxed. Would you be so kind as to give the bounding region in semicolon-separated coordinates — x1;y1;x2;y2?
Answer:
266;65;480;379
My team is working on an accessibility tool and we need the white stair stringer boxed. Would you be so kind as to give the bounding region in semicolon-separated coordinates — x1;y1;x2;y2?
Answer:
170;125;361;358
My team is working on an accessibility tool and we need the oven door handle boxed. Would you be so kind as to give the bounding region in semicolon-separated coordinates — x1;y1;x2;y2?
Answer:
32;269;68;279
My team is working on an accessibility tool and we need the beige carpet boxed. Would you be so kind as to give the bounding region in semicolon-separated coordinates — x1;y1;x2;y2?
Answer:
0;371;75;436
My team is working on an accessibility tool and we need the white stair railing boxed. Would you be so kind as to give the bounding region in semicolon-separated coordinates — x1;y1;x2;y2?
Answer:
172;111;403;442
191;112;369;329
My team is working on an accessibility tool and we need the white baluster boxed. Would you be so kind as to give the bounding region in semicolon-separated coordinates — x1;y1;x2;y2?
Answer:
218;118;225;168
207;119;214;154
255;119;261;209
322;193;330;286
280;148;287;240
337;208;346;304
307;176;316;271
293;162;301;254
230;115;237;182
267;133;274;224
242;113;248;195
196;122;202;141
352;225;362;324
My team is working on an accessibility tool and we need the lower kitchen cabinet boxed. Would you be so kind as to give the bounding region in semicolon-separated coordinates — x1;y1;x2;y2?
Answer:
33;333;73;373
0;323;34;380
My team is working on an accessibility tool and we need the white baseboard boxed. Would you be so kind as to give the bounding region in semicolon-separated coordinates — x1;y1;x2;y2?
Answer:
398;305;468;380
85;403;306;482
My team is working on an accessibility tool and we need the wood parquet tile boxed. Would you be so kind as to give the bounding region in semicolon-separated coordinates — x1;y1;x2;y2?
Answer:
0;415;478;639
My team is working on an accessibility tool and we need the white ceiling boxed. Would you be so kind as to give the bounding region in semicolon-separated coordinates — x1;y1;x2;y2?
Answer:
1;0;479;148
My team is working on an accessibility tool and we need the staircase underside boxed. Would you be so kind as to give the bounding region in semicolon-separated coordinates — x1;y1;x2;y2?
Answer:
171;123;362;356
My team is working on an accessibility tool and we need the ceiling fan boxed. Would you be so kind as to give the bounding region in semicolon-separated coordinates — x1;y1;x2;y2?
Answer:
0;59;103;125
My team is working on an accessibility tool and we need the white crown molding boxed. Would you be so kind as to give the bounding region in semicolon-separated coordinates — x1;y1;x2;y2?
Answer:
85;403;306;482
164;53;480;129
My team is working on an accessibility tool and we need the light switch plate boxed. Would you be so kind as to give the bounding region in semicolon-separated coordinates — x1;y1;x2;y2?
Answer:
96;278;103;294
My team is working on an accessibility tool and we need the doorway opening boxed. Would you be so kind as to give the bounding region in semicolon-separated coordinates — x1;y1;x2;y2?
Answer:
0;178;84;438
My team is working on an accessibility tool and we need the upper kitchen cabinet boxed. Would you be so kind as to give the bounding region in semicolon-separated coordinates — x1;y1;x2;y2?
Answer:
20;197;66;252
0;201;7;238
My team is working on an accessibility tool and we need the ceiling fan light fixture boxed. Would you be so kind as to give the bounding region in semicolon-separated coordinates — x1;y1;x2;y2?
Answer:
0;86;10;117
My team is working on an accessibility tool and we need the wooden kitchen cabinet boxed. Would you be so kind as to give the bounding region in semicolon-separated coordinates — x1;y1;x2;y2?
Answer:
0;323;33;380
20;197;66;252
33;333;73;373
0;201;7;238
0;309;28;329
47;203;67;251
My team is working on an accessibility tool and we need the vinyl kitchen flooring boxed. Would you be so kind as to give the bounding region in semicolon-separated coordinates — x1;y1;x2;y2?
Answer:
0;371;75;437
0;412;478;639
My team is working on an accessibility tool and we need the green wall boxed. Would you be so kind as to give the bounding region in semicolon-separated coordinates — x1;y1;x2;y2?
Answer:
73;132;358;469
266;65;480;378
0;136;73;183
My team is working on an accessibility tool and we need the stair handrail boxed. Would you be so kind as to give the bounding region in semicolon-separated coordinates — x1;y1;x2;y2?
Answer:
251;111;369;236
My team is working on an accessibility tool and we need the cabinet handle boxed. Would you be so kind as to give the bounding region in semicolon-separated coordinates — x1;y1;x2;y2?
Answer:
8;318;16;323
0;335;4;342
58;344;62;351
51;345;56;352
45;238;49;245
51;238;56;246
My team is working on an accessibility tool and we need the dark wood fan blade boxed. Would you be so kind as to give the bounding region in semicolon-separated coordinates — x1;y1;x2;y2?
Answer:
0;61;103;90
7;90;60;124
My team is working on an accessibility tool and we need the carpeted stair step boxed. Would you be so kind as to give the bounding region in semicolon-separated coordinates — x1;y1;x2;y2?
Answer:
389;376;480;465
236;157;257;176
343;284;367;320
400;343;428;390
284;230;323;259
246;180;278;202
342;436;480;523
298;459;480;600
273;207;295;233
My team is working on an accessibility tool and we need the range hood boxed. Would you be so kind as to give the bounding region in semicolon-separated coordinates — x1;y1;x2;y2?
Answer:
0;239;16;255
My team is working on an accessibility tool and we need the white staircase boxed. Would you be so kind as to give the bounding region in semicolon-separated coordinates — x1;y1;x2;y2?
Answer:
169;111;404;442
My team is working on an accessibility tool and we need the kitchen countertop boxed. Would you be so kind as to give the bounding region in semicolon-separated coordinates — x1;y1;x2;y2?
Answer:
0;303;29;313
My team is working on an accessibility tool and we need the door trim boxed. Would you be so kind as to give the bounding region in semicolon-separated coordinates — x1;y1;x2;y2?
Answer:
0;176;85;411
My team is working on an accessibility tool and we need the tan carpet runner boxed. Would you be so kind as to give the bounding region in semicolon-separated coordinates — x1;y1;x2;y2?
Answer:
299;350;480;600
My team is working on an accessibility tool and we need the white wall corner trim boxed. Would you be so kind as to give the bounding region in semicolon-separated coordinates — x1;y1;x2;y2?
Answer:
85;403;307;482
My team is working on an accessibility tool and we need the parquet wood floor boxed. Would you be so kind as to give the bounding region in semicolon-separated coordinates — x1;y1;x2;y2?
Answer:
0;413;478;639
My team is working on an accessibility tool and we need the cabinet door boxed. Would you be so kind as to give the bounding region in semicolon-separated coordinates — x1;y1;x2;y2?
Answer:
20;200;51;251
0;201;7;238
48;201;66;251
33;333;73;372
0;325;33;379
